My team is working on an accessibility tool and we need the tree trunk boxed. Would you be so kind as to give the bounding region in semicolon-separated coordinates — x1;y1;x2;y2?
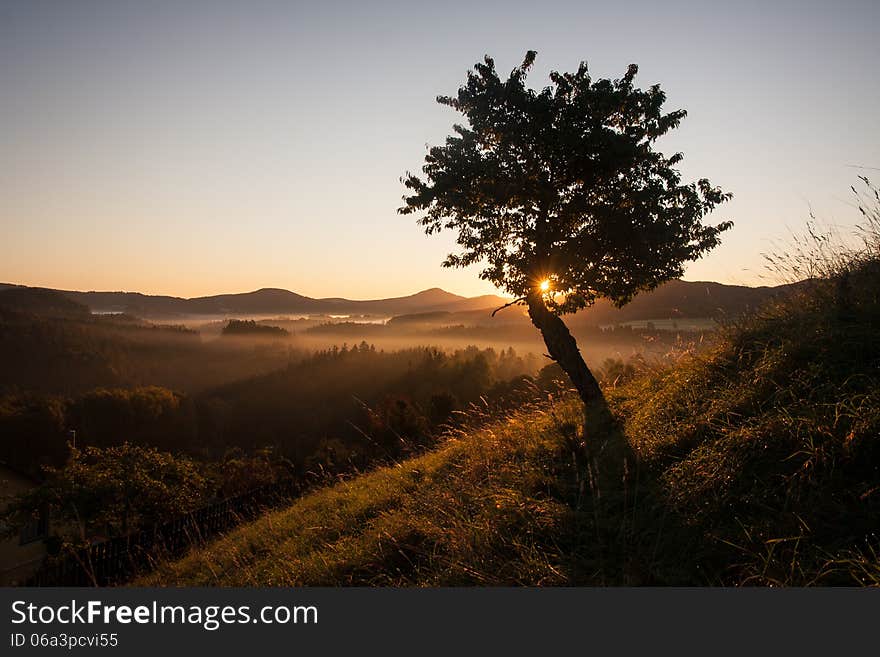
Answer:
526;291;626;498
526;292;601;406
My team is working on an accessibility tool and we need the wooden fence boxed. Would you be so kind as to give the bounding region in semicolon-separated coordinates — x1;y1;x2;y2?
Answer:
24;479;302;586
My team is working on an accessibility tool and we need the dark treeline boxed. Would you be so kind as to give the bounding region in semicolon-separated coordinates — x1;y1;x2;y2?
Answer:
221;319;289;337
0;343;549;481
198;343;545;464
1;342;560;544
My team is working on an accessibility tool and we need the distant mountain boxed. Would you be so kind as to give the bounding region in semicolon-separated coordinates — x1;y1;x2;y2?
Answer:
0;284;510;319
0;279;797;324
569;279;799;326
390;279;799;329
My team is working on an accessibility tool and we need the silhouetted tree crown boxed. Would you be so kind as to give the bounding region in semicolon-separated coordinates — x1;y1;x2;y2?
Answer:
400;51;732;314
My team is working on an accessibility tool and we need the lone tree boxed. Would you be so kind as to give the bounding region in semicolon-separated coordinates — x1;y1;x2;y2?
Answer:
400;52;732;417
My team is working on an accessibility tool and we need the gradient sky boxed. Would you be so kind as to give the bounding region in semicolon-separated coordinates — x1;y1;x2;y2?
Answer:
2;0;878;299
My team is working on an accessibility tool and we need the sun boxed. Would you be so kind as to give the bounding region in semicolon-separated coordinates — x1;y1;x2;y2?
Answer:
539;279;551;292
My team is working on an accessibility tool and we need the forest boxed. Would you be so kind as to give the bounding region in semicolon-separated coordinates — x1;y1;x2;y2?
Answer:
3;289;626;548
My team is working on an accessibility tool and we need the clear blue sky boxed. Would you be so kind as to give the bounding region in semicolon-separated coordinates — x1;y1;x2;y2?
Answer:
2;0;878;298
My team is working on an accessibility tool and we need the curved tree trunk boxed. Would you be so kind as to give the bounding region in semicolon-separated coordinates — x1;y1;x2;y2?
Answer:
526;292;627;498
526;292;602;406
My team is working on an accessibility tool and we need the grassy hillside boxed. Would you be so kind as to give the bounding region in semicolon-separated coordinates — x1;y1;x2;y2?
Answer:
614;257;880;585
140;399;590;586
140;235;880;587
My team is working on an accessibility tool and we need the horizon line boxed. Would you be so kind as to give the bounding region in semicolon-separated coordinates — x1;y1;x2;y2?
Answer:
0;276;785;302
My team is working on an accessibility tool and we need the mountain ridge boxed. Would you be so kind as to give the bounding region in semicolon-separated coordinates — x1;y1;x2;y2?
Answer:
0;284;510;318
0;279;798;323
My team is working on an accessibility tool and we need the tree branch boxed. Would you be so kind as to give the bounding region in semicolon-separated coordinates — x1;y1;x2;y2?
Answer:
491;297;526;317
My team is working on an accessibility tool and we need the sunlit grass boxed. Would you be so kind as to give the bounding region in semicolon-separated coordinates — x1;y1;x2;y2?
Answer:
139;398;589;586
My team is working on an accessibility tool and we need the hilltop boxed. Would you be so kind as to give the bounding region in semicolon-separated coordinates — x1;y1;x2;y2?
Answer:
140;255;880;586
0;279;792;323
61;286;509;318
0;287;90;318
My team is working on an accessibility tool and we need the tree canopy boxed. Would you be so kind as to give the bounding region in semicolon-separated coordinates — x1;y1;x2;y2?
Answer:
400;51;732;314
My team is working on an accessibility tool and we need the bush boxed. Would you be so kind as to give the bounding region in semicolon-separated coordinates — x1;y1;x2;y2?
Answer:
7;443;208;540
